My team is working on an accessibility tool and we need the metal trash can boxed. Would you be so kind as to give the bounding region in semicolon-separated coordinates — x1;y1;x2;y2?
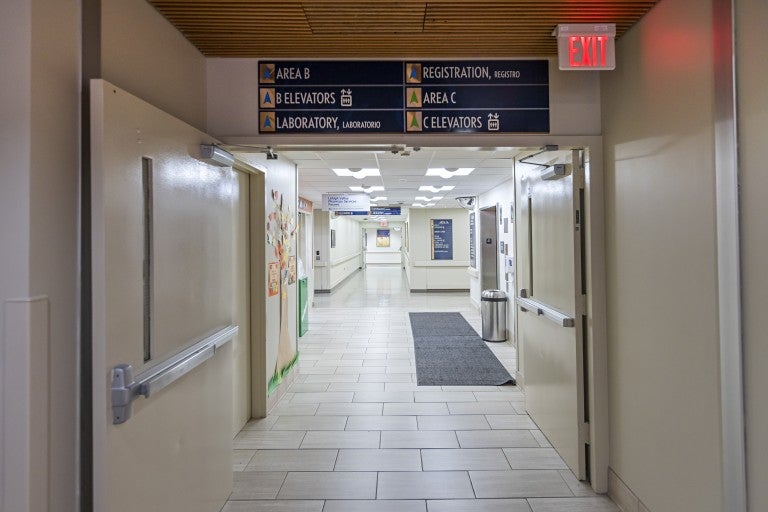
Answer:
481;289;508;342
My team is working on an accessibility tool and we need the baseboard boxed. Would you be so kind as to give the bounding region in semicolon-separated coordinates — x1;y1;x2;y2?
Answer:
266;366;297;414
515;370;525;391
314;268;361;295
608;467;652;512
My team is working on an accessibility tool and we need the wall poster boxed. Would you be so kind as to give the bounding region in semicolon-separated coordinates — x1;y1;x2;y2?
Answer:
376;229;391;247
268;262;280;296
288;256;297;284
431;219;454;260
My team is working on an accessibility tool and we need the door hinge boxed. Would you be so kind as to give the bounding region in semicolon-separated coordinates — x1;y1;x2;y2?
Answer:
579;422;591;444
577;295;587;315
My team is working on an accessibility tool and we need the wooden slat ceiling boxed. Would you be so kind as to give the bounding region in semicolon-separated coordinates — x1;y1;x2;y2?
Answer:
148;0;660;58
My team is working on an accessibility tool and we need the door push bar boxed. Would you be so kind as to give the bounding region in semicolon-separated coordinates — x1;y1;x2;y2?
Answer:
110;324;238;424
516;296;575;328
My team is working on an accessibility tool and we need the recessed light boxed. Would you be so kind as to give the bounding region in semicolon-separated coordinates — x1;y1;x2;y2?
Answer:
415;196;443;202
349;185;385;194
426;168;475;179
419;185;455;193
333;168;380;179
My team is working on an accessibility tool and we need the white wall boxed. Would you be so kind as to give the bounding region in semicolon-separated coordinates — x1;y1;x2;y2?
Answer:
102;0;207;130
329;215;363;288
601;0;722;510
1;0;79;510
404;208;470;291
363;223;402;265
737;3;768;510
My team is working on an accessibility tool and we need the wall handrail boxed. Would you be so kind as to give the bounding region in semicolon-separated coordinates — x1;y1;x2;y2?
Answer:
110;324;238;424
516;297;575;328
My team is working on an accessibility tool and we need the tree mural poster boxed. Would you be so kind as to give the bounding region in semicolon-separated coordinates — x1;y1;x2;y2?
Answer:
266;189;297;393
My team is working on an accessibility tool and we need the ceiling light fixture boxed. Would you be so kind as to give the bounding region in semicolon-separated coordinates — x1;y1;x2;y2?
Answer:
414;196;443;202
349;185;385;194
426;167;475;179
419;185;455;193
332;168;381;179
370;196;388;202
411;202;436;208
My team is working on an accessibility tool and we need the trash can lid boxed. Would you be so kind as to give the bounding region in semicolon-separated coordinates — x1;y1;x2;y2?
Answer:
481;289;507;301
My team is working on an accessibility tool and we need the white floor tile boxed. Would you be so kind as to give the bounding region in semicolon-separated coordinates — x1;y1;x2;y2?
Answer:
335;448;422;471
377;471;475;499
277;471;377;499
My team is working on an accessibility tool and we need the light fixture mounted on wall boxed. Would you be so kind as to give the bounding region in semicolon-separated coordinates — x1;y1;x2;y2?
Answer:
199;144;234;167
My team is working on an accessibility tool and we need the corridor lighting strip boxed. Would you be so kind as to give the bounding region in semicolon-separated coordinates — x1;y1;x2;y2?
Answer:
110;325;239;424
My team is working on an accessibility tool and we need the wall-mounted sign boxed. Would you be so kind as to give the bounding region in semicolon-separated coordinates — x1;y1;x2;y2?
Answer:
469;212;476;269
554;24;616;71
322;193;370;212
259;60;549;134
431;219;453;260
370;206;401;216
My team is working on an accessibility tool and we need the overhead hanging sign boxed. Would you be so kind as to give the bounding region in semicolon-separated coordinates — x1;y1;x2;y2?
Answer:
258;60;549;134
554;24;616;71
370;206;401;216
322;193;370;212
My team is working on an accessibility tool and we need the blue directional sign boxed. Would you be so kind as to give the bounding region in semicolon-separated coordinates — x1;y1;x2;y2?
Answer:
431;219;454;261
258;60;549;134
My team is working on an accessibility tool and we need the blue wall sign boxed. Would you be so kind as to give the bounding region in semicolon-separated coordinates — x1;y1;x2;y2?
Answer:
431;219;454;261
259;60;549;134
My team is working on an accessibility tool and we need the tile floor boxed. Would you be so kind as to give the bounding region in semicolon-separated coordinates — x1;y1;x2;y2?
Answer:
223;267;618;512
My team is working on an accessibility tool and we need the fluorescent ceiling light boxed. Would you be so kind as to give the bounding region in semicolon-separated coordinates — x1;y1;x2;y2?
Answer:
349;185;385;194
411;202;436;208
419;185;455;193
414;196;443;202
370;196;388;202
426;167;475;179
333;168;380;179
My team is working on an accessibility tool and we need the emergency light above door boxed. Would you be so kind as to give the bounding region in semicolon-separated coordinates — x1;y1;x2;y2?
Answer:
554;24;616;71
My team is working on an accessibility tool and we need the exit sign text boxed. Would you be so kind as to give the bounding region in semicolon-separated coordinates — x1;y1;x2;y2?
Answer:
555;24;616;71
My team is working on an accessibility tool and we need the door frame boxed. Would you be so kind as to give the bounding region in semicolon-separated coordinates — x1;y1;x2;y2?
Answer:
233;159;268;419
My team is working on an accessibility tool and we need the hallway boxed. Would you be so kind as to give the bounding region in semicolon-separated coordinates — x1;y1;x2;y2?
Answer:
225;267;618;511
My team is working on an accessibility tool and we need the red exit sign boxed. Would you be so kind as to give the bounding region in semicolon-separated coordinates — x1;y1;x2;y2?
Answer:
554;24;616;71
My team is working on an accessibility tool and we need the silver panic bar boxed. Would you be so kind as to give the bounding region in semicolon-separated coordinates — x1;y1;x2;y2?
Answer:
110;324;238;424
516;297;575;328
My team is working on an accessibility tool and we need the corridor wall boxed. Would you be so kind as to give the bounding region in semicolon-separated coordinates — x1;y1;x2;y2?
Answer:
602;0;722;510
737;2;768;510
1;1;79;510
404;208;470;291
312;211;363;292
